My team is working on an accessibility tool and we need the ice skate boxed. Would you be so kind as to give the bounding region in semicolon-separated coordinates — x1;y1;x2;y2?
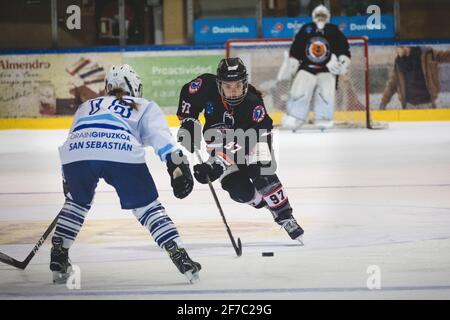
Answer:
277;217;304;245
50;236;72;284
164;240;201;284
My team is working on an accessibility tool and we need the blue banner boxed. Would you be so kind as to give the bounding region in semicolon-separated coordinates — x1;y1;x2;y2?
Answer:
194;18;257;44
333;15;395;39
263;15;395;39
263;17;309;38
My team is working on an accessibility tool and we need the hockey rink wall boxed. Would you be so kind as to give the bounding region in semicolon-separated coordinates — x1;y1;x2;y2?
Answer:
0;41;450;129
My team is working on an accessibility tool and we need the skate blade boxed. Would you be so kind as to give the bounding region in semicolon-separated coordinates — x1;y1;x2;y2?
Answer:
295;235;304;246
52;266;73;284
184;270;200;284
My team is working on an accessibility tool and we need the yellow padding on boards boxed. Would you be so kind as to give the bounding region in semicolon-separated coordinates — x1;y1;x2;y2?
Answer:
1;110;449;130
0;114;205;130
371;109;450;121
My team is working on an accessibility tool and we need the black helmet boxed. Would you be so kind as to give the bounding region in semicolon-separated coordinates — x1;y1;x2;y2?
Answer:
216;58;248;106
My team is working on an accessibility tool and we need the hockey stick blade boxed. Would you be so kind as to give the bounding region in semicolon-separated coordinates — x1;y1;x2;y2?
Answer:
237;238;242;256
0;215;58;270
0;252;25;269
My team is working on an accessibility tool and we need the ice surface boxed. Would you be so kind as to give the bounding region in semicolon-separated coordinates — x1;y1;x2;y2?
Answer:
1;122;450;299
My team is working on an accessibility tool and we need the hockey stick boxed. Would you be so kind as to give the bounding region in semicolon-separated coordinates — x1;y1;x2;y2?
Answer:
0;215;58;269
194;149;242;257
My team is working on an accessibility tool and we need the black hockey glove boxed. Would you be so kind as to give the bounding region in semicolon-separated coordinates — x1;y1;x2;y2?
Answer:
177;118;202;153
248;163;263;179
193;161;224;184
166;150;194;199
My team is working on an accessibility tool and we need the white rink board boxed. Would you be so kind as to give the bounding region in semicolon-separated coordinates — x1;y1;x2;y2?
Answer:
0;122;450;299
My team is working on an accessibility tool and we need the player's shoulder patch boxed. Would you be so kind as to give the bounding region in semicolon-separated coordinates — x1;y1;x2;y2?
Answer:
305;24;314;34
252;105;266;123
189;78;203;94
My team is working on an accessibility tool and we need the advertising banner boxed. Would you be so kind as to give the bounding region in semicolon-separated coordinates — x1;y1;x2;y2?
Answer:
263;15;395;39
124;52;222;108
0;53;121;117
333;15;395;39
194;18;257;44
0;50;223;117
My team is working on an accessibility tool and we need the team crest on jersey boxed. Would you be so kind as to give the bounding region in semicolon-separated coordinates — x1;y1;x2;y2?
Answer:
252;105;266;123
189;78;202;94
305;36;331;64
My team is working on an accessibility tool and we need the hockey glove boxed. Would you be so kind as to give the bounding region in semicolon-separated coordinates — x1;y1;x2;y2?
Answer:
326;54;341;75
177;118;202;153
338;55;351;75
277;51;300;81
193;161;224;184
166;150;194;199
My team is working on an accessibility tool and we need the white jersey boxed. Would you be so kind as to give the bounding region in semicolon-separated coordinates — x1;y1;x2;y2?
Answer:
59;95;178;165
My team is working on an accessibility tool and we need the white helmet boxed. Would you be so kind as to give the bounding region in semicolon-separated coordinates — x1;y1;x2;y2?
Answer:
312;4;330;30
105;64;143;97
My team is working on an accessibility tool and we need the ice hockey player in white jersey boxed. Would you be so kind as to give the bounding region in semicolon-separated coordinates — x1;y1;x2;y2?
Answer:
54;64;201;284
278;5;351;131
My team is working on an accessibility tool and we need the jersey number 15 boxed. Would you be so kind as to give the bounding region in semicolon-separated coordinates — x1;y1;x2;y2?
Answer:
89;98;133;119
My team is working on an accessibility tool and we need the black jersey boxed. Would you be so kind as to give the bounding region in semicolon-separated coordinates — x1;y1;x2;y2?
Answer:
177;73;273;161
177;73;273;133
289;22;350;74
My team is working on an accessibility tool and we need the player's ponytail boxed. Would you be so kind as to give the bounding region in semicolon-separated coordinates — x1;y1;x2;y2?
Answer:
108;88;139;110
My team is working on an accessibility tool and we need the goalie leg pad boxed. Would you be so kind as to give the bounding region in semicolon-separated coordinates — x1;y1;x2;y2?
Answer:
282;114;305;130
286;70;317;121
313;72;336;122
133;199;180;248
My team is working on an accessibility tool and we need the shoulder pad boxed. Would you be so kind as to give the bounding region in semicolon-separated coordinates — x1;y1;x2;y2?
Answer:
188;77;203;94
245;90;264;105
187;73;216;94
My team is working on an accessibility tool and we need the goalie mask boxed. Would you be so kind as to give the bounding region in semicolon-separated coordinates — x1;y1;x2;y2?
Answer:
105;64;143;97
312;4;330;30
216;58;248;106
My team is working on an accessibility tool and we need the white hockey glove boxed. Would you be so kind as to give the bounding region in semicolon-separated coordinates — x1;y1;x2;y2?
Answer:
338;55;351;76
326;54;341;76
277;51;300;81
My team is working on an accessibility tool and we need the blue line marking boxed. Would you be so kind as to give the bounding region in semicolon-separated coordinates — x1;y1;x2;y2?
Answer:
2;285;450;298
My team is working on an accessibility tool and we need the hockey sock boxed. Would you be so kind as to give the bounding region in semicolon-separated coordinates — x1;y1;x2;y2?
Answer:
133;199;180;248
253;175;292;219
54;199;90;249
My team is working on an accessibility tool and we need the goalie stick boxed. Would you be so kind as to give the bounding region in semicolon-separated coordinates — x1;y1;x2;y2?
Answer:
0;215;58;269
194;149;242;257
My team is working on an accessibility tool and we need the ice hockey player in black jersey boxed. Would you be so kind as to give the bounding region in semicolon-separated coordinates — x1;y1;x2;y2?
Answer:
177;57;304;242
277;4;351;131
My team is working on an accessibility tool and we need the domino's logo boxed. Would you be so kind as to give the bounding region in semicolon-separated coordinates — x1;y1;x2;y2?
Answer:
271;22;284;35
200;25;209;34
339;22;347;32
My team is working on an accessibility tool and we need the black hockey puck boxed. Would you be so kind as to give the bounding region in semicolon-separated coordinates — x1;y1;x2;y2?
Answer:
262;252;274;257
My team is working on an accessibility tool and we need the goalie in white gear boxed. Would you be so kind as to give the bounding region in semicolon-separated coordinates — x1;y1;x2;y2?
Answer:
278;4;351;131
